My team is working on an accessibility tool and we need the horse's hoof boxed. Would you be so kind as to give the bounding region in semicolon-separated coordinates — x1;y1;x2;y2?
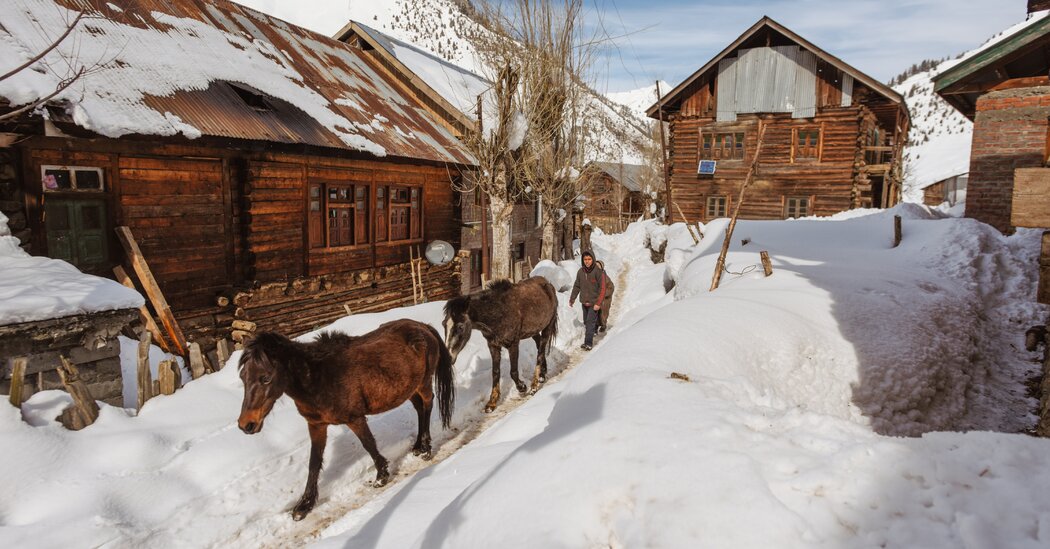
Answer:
483;404;497;414
291;502;314;521
515;383;528;395
373;475;390;488
420;450;433;461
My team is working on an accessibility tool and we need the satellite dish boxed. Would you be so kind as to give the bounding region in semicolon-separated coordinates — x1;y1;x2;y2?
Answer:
425;240;455;265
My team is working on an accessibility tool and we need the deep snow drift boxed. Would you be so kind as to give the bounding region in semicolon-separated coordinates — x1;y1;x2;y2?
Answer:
3;208;1050;548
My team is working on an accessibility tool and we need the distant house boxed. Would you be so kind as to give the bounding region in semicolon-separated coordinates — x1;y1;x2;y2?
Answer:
335;21;544;290
921;173;969;208
0;0;475;346
583;162;650;233
647;17;909;223
933;8;1050;233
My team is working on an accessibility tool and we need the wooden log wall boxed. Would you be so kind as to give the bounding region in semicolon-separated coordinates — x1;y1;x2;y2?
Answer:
21;136;464;345
667;109;863;222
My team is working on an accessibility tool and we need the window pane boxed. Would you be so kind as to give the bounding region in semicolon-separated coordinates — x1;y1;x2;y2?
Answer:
44;169;71;190
75;170;101;190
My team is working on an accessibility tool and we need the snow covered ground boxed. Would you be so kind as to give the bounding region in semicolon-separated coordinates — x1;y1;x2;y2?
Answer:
0;212;142;325
3;208;1050;548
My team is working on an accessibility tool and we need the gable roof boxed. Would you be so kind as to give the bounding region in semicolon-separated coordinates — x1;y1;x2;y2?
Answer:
933;12;1050;119
334;21;489;135
0;0;474;165
589;162;648;193
646;16;905;119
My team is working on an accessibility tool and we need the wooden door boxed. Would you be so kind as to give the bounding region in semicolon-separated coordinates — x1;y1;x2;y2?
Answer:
44;198;109;272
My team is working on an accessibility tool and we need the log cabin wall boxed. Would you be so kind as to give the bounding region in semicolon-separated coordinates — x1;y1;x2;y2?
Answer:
19;136;463;344
667;77;901;223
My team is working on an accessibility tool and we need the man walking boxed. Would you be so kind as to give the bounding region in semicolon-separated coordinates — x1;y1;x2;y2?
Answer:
569;250;607;351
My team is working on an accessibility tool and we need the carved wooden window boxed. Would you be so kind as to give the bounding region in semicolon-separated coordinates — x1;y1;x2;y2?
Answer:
793;128;821;161
309;183;370;249
377;185;423;243
706;195;728;219
700;132;745;160
785;197;810;219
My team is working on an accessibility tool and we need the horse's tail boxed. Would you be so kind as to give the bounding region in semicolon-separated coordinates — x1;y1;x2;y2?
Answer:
545;282;559;345
427;324;456;429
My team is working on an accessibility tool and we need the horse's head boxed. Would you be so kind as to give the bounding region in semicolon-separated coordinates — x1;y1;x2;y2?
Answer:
237;332;292;435
442;296;473;364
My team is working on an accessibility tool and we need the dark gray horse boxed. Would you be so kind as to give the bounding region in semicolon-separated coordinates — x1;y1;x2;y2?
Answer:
443;277;559;413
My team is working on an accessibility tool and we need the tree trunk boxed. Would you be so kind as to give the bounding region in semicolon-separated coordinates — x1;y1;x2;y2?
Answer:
489;193;514;280
541;219;556;261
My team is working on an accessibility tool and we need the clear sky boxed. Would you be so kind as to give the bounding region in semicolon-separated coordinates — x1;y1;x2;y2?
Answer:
590;0;1032;92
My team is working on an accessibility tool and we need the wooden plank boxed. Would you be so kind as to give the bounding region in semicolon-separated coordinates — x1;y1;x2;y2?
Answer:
1040;232;1050;306
137;331;154;411
215;339;231;370
115;226;189;357
9;358;26;408
157;359;179;395
113;265;170;352
1013;168;1050;228
188;342;206;379
760;251;773;277
893;215;902;248
57;357;99;430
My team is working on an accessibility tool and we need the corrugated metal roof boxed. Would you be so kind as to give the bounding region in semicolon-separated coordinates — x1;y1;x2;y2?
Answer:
2;0;474;165
590;162;648;193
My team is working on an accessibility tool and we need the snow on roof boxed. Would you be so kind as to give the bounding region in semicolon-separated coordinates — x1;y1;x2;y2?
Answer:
354;22;491;119
0;0;474;165
0;213;143;326
590;161;648;192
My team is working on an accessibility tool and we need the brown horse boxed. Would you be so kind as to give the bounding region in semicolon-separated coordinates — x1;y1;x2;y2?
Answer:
237;319;455;521
443;277;558;413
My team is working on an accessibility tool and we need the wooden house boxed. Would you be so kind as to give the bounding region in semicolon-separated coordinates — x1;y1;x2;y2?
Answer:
0;0;475;347
646;17;909;223
921;173;968;208
335;21;544;291
933;9;1050;233
583;162;649;233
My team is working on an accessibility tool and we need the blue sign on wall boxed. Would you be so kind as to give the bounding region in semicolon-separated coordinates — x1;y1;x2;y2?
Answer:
698;160;717;175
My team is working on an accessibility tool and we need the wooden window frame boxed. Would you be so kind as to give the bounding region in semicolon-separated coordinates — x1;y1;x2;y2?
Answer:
784;196;812;219
41;165;105;192
791;126;823;163
705;195;729;220
309;182;372;252
375;183;424;246
700;131;746;162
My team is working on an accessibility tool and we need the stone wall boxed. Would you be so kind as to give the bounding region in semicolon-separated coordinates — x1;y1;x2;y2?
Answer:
968;87;1050;233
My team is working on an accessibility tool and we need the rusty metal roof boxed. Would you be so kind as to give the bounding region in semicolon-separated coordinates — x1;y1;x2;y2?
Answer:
3;0;474;165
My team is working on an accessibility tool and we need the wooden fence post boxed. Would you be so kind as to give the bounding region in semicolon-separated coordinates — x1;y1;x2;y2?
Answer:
188;342;206;380
893;215;902;247
137;332;153;411
711;123;767;291
58;357;99;430
157;359;179;395
760;251;773;277
9;358;27;408
215;339;231;370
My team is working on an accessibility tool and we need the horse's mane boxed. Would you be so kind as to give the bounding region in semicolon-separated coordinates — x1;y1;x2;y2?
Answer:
242;331;358;371
444;278;517;320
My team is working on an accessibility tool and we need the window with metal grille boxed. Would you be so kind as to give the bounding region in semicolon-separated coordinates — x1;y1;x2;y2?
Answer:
794;128;820;160
706;196;728;219
785;197;810;219
700;132;745;160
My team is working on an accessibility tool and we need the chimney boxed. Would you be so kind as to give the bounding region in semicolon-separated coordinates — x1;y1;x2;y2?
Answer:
1030;0;1050;14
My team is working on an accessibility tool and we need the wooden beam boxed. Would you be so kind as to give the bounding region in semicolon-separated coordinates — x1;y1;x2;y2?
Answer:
215;339;231;370
113;265;170;353
188;342;206;380
115;226;188;357
157;359;179;396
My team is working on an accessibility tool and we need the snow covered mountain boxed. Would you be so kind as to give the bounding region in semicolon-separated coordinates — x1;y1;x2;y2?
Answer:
894;10;1050;201
606;81;669;121
234;0;653;163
